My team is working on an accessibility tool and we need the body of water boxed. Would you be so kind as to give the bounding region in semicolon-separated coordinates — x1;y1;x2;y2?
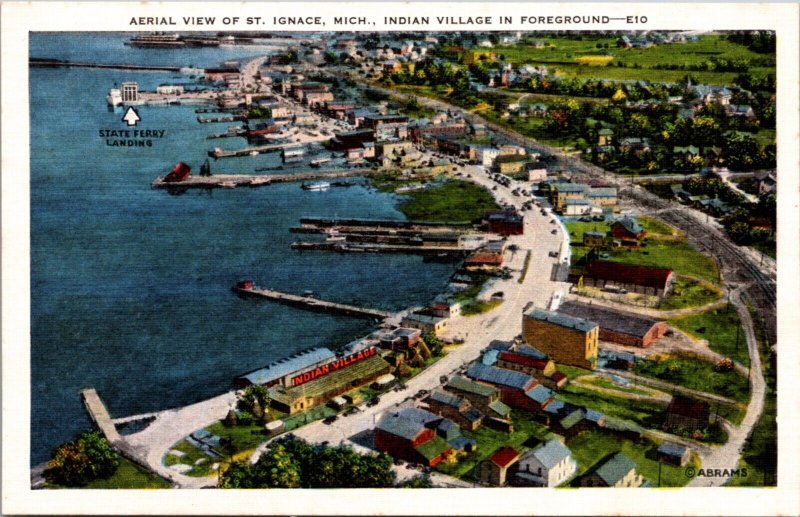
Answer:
29;33;455;464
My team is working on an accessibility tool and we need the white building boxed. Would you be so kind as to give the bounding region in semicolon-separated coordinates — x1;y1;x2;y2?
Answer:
121;82;139;102
156;85;185;95
527;168;547;182
514;439;577;487
476;147;501;167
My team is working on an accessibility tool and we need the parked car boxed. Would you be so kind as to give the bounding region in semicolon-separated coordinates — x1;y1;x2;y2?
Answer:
323;415;338;425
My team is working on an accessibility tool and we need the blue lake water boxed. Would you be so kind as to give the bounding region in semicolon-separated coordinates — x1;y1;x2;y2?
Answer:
29;33;455;464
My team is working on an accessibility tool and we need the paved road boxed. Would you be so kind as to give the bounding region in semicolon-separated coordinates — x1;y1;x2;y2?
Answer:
287;164;569;470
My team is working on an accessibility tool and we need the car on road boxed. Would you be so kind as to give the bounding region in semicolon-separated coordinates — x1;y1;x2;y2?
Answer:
549;251;558;257
366;397;381;407
323;415;338;425
344;406;361;416
551;229;557;234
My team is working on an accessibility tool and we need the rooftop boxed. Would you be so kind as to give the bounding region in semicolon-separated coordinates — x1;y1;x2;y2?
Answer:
376;407;440;441
558;301;661;339
466;363;535;391
593;452;637;486
585;261;674;291
526;439;572;469
490;447;521;468
429;389;467;409
446;375;499;398
526;384;555;404
415;435;450;461
237;347;335;386
525;309;598;333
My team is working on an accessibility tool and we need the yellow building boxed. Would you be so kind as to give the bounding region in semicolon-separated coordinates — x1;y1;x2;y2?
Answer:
548;183;588;212
522;309;599;370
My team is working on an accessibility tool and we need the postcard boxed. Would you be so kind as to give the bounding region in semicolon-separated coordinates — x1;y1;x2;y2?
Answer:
2;2;798;515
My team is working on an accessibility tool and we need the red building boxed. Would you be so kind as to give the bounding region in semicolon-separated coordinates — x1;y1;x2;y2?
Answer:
583;261;675;298
374;408;454;467
164;162;191;182
665;396;710;433
610;217;646;243
557;301;668;348
465;253;504;272
486;210;524;236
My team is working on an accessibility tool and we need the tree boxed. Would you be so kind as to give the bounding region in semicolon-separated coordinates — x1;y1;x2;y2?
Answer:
46;431;119;486
249;444;302;488
399;474;433;488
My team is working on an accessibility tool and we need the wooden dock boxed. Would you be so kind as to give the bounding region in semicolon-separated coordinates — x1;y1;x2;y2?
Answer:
234;286;392;320
198;115;246;124
80;388;122;444
291;241;467;256
152;169;380;190
208;142;296;158
30;58;179;72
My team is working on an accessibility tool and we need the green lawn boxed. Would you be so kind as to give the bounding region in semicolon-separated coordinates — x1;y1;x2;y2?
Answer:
565;219;718;284
639;216;679;237
556;383;666;430
398;180;500;224
633;357;750;404
658;277;722;310
669;307;749;366
461;299;503;316
49;457;172;489
566;431;696;487
556;365;592;381
205;422;271;456
583;377;653;397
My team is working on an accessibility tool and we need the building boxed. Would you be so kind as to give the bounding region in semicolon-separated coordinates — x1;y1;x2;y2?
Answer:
401;312;448;337
362;114;409;140
426;390;484;431
465;253;504;272
379;327;422;356
495;345;568;390
583;231;606;249
235;347;336;389
156;84;184;95
164;162;191;183
121;82;139;102
331;129;376;150
478;447;520;486
494;154;528;175
444;376;513;425
513;439;577;487
378;139;414;158
523;309;599;370
586;187;618;207
657;442;692;467
610;217;645;243
527;167;548;182
665;396;710;433
374;407;457;466
429;296;462;318
466;364;555;412
557;301;668;348
564;198;595;216
475;146;501;167
553;408;606;437
579;452;644;487
486;209;524;236
266;347;391;414
582;261;675;298
549;183;588;213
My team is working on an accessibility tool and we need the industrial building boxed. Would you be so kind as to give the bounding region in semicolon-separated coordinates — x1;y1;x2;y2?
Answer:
557;301;668;348
523;309;599;370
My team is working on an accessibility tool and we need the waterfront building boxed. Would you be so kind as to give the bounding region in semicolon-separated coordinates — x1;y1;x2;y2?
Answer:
485;209;524;236
401;312;449;337
374;407;459;467
121;82;139;102
523;309;599;370
234;347;336;389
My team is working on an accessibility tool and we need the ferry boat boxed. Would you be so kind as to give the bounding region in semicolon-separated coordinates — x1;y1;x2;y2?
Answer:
310;158;331;168
302;182;330;191
127;33;185;48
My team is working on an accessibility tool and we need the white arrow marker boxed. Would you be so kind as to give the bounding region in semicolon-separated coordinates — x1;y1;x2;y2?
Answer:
122;106;141;127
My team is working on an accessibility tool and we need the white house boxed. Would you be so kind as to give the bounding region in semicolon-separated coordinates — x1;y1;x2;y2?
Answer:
475;147;501;167
513;439;577;487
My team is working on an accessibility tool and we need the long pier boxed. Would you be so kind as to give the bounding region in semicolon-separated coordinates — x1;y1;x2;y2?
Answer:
152;169;380;190
291;241;467;256
208;142;298;158
234;286;393;320
30;58;180;72
81;388;122;444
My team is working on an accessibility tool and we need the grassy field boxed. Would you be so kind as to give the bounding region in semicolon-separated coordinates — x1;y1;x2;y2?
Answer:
669;307;749;366
461;299;503;316
435;410;556;480
566;431;696;487
48;457;172;489
556;383;666;430
633;356;750;404
205;422;272;456
484;35;773;86
583;377;653;397
163;439;216;477
658;277;722;310
556;365;593;381
639;216;680;237
398;180;500;224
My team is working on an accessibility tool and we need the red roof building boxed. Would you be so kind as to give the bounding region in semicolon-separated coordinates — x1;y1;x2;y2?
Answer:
478;447;521;486
583;261;675;297
665;396;710;433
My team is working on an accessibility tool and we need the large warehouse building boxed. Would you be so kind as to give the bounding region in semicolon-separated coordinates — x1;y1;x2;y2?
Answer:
557;301;668;348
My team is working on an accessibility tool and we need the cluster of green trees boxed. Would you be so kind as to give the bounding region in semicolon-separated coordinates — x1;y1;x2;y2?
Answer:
386;59;470;93
226;385;273;427
218;437;397;488
720;195;776;246
46;431;119;487
652;56;771;73
726;31;776;54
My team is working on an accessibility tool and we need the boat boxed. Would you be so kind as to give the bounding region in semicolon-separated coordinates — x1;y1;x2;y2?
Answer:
325;228;346;242
310;158;331;168
302;182;330;191
127;33;185;48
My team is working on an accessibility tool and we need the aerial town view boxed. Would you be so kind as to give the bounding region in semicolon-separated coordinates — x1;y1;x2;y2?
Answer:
29;30;777;491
